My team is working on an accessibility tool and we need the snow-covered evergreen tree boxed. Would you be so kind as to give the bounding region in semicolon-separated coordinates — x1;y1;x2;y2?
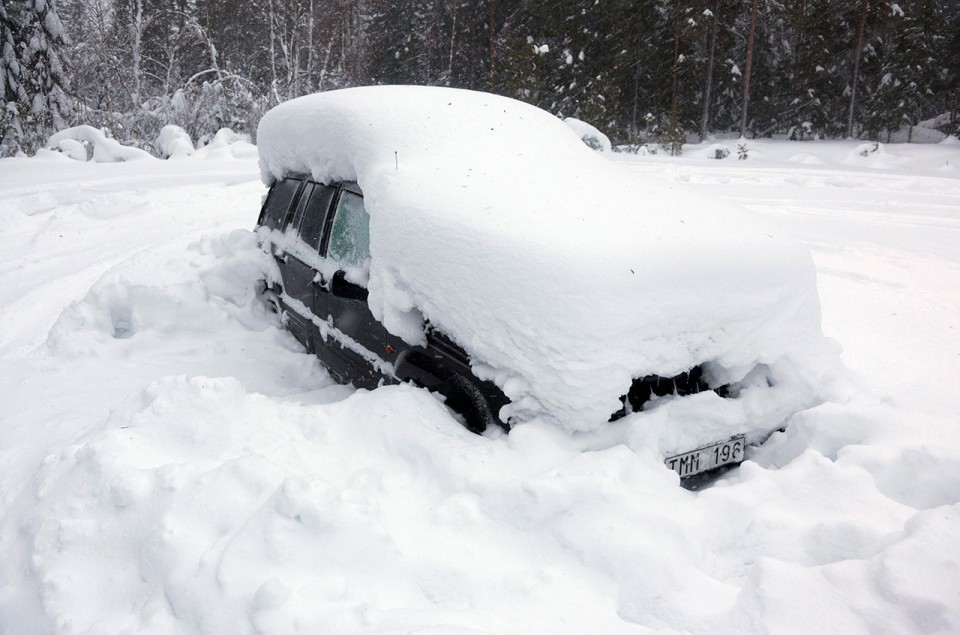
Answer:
1;0;71;156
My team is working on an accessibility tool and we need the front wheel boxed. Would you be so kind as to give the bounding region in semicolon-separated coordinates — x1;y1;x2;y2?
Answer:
438;373;499;435
255;279;283;326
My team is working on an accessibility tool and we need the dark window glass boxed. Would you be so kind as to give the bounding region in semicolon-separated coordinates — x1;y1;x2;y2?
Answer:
261;178;301;230
298;185;336;251
327;191;370;269
289;182;315;234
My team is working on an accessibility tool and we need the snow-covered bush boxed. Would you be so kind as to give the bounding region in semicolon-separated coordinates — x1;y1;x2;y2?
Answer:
46;126;154;162
52;138;88;161
194;127;257;160
155;125;195;159
704;143;730;159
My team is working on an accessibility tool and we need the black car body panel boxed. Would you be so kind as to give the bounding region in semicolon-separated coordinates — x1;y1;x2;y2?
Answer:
256;176;512;431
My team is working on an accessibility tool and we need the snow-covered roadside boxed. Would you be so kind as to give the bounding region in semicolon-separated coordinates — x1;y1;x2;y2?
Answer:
1;140;958;633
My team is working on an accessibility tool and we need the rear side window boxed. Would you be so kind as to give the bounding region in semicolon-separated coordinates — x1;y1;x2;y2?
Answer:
260;178;301;230
295;184;336;251
327;191;370;269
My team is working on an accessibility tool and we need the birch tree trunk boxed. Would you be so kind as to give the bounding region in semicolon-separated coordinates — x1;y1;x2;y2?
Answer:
130;0;143;110
268;0;280;104
305;0;315;93
447;7;457;86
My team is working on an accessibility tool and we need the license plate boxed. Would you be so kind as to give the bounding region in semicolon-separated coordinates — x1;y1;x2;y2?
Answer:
665;435;746;478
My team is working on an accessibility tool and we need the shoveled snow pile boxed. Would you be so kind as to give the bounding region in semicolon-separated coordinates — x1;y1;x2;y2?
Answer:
258;86;834;447
1;138;959;633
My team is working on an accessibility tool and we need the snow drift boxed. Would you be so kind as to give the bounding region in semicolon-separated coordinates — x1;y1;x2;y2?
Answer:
257;86;832;445
1;134;957;634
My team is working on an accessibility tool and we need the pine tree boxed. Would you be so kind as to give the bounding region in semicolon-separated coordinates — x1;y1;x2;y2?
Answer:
493;0;629;132
1;0;71;156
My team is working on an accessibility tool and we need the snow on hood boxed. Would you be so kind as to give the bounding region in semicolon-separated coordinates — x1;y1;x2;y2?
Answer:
257;86;825;431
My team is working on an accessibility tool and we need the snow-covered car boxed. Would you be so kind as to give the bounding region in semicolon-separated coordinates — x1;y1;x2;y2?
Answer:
254;86;832;479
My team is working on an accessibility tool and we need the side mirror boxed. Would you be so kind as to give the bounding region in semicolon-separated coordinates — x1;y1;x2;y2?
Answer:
330;269;368;301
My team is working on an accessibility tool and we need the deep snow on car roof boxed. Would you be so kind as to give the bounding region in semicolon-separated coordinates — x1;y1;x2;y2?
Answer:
257;86;828;438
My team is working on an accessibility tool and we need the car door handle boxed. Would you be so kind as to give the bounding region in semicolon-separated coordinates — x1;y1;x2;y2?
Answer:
314;275;331;292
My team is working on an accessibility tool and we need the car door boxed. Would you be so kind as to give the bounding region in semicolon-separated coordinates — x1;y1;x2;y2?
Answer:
315;184;396;389
275;181;336;352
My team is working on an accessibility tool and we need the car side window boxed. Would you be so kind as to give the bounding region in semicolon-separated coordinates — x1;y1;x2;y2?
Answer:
261;178;301;230
297;184;335;251
327;191;370;271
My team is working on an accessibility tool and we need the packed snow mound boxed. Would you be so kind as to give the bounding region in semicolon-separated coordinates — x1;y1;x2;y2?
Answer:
46;125;154;162
258;86;830;436
156;124;195;159
564;116;612;152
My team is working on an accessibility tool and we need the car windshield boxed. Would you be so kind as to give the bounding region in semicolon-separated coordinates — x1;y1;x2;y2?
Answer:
327;191;370;270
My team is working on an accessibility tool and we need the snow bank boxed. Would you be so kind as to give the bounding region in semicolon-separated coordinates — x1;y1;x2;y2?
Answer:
155;124;195;159
258;86;831;441
564;116;612;152
46;125;154;162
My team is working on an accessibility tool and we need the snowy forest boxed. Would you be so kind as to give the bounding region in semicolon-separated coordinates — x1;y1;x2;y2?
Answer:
2;0;959;157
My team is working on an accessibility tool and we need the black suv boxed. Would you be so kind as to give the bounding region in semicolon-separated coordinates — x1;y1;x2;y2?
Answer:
256;176;720;437
255;176;511;433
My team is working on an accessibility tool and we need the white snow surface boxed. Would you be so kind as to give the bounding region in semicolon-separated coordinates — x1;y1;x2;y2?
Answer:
258;87;831;438
1;137;959;634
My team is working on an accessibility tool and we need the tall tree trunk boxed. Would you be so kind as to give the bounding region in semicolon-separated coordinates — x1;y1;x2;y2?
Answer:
739;0;759;138
488;0;496;78
632;60;640;139
670;0;681;121
447;7;457;86
846;0;869;138
305;0;315;93
793;0;805;96
268;0;280;104
130;0;143;110
699;0;719;141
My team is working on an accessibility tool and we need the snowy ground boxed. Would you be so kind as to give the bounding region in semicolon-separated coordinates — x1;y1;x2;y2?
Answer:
1;138;958;633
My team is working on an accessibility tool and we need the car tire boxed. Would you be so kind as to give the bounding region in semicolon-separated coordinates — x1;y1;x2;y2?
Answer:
255;280;283;326
438;372;498;435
